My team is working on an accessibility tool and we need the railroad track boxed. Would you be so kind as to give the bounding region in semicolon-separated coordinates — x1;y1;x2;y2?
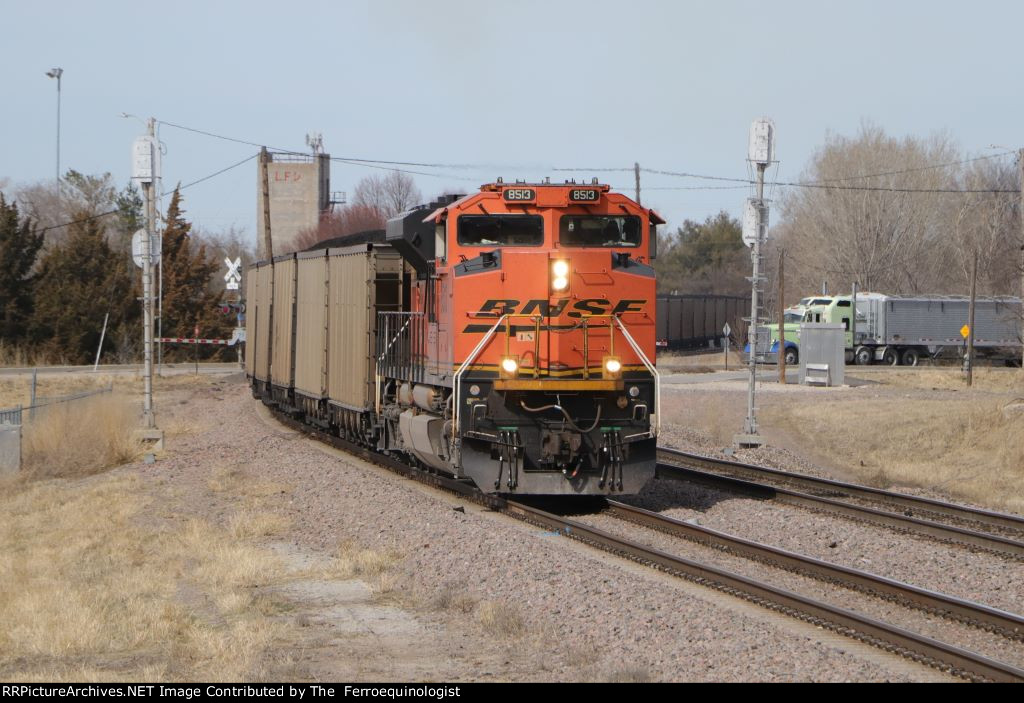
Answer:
657;447;1024;559
268;404;1024;682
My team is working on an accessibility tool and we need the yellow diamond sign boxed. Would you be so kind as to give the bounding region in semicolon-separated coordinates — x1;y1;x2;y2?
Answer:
960;325;970;338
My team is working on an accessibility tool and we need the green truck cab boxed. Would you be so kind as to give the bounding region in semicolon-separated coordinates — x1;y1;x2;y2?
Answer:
765;295;860;365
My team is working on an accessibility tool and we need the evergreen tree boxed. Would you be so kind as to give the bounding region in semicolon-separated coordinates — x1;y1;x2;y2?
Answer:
29;213;135;363
0;194;44;343
159;188;231;360
656;211;749;295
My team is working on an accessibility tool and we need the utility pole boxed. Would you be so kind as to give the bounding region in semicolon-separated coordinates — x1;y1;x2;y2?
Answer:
851;281;859;358
142;118;157;428
778;248;785;384
132;118;163;450
260;147;274;260
966;250;978;388
736;118;775;448
46;68;63;185
634;162;641;205
1019;148;1024;370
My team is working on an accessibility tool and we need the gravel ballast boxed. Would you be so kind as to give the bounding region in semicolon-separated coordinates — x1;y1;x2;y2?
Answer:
131;376;965;682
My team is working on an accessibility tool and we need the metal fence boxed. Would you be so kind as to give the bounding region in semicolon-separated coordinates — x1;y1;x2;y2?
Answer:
0;383;114;425
0;406;21;425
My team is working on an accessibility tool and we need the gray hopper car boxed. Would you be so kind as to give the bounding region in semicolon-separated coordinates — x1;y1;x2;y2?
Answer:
656;294;747;350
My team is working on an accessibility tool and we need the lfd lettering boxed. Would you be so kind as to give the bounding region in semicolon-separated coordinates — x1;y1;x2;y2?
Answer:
477;299;646;317
274;170;302;182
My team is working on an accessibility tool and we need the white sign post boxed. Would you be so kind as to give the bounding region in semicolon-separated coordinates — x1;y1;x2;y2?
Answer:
723;322;731;371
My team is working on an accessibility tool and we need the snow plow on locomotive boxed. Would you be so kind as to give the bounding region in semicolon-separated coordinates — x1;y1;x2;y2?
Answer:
246;180;663;495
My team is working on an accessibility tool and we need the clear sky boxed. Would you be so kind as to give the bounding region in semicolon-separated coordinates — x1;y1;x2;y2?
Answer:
2;0;1021;245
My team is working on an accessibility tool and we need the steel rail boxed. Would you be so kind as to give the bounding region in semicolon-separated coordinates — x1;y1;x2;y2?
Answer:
605;500;1024;641
502;500;1024;683
658;446;1024;534
657;453;1024;560
265;404;1024;682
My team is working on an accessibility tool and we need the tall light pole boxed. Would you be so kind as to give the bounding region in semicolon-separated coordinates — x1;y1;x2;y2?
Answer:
46;68;63;184
130;117;164;451
736;118;775;449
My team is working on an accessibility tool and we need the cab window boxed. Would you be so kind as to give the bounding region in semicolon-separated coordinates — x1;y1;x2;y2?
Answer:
559;215;641;247
457;215;543;247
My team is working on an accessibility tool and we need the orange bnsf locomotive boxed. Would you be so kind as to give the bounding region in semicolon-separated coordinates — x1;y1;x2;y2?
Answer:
245;180;663;495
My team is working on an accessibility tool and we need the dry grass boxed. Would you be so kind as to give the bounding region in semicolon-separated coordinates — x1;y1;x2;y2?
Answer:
207;465;290;499
475;600;525;638
765;394;1024;513
322;541;403;580
856;367;1024;393
606;667;652;682
657;349;744;373
0;475;290;681
0;342;55;369
673;391;746;447
228;506;292;540
0;374;121;409
429;584;478;615
0;370;234;410
20;393;143;480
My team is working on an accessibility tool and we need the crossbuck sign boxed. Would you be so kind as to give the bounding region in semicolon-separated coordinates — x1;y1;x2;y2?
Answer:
224;257;242;291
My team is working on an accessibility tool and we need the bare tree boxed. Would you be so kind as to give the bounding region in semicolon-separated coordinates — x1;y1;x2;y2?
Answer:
947;158;1020;295
286;203;387;252
351;171;422;219
775;123;959;295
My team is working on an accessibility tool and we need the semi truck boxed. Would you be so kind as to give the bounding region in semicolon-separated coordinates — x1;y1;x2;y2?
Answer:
762;293;1022;366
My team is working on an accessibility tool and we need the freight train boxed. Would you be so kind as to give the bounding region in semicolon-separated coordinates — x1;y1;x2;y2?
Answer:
245;180;664;495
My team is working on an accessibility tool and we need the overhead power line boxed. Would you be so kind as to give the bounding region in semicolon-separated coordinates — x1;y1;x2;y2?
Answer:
803;151;1016;184
159;119;488;175
149;118;1024;194
36;152;260;234
640;166;1020;194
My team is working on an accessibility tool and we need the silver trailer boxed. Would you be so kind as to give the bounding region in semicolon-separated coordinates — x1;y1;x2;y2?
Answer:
854;293;1021;365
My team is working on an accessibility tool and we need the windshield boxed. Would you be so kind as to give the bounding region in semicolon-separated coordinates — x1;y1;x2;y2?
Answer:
457;215;543;247
559;215;641;247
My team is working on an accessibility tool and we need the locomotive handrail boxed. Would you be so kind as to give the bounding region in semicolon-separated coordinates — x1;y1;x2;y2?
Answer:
613;315;660;438
375;312;423;415
451;314;509;449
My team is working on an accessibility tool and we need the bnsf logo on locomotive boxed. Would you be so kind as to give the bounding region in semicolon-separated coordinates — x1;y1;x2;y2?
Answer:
503;188;536;202
476;298;646;318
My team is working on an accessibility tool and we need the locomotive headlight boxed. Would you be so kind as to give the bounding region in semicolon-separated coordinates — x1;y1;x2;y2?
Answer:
500;356;519;378
551;260;570;291
603;356;622;378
